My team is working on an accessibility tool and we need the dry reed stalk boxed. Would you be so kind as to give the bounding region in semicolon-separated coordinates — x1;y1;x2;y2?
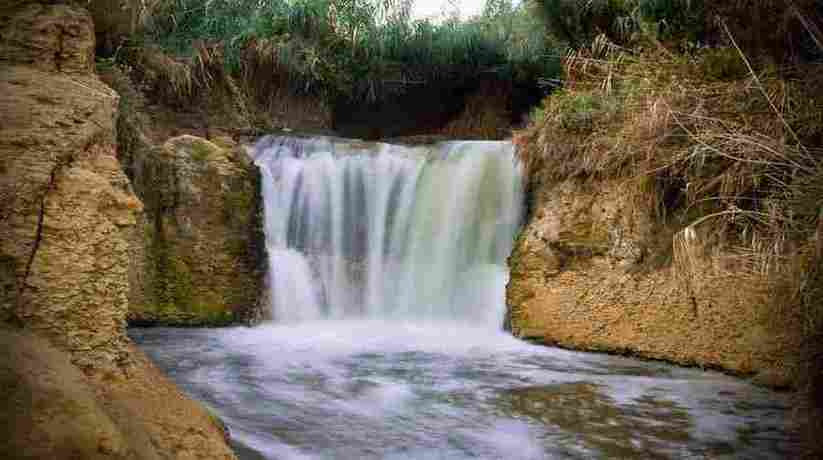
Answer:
516;23;823;334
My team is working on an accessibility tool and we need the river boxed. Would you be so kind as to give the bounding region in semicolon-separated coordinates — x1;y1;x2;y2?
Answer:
132;323;798;459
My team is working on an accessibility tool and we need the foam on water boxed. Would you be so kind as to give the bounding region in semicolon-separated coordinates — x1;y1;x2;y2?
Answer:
133;324;800;459
253;136;523;326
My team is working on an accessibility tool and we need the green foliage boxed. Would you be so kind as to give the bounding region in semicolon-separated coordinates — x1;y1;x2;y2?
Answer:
697;47;748;81
531;0;705;47
140;0;561;103
188;139;216;162
553;90;619;133
635;0;705;42
94;56;116;72
531;0;626;47
528;104;545;124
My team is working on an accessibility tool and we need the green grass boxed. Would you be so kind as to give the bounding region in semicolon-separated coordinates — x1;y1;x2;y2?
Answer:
136;0;561;104
188;139;215;162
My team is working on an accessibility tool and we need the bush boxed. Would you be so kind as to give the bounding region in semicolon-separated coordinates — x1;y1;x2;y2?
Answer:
530;0;706;46
531;0;823;62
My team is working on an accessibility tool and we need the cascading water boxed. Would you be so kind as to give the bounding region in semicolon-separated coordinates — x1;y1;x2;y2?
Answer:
253;136;524;326
132;135;799;459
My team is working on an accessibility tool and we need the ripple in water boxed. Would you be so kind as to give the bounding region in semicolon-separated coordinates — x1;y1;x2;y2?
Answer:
131;323;800;459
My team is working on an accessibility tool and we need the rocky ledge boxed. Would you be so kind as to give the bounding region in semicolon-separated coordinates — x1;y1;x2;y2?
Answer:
507;177;802;389
0;4;240;458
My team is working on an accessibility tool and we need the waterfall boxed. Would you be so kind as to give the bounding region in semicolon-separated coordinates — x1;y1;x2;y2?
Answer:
253;136;524;327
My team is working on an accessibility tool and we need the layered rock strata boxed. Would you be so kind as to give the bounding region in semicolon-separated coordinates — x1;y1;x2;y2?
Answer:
0;4;238;458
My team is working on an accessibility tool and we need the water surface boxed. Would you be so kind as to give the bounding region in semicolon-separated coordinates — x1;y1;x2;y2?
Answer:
132;322;799;459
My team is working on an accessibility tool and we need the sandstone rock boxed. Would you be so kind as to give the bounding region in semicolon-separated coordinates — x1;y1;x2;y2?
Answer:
0;328;238;460
0;3;137;369
0;3;95;74
127;135;264;326
507;177;804;387
0;4;239;458
0;329;153;460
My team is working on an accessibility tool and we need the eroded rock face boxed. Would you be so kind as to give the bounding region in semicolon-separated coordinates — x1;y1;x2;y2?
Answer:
127;135;264;326
0;3;139;370
0;3;96;74
0;4;238;458
0;329;153;460
0;328;237;460
507;177;802;388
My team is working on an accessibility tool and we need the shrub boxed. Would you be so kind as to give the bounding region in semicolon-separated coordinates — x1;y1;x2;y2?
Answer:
531;0;823;63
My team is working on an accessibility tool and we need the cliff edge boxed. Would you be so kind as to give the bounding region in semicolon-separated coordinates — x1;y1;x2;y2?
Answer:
0;4;238;458
507;48;820;390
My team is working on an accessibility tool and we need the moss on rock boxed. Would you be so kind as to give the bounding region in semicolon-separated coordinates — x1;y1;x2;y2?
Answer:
127;136;264;327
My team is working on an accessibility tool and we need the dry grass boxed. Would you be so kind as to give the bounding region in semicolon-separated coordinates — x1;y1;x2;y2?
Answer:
123;46;195;107
118;41;330;133
515;32;823;429
120;42;246;109
238;38;332;129
240;38;294;113
440;80;512;140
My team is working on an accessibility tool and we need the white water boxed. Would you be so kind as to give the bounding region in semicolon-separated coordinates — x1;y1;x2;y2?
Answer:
131;136;799;459
253;136;524;326
133;324;799;459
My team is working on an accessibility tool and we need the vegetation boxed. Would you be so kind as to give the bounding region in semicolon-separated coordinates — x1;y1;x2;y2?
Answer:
110;0;559;109
533;0;823;60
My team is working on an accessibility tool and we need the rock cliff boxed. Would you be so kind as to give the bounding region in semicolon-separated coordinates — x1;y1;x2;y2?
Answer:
127;135;265;326
507;175;803;388
0;3;238;458
0;1;135;370
96;46;268;326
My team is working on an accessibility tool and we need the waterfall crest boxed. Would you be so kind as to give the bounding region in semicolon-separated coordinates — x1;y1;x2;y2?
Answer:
253;136;523;327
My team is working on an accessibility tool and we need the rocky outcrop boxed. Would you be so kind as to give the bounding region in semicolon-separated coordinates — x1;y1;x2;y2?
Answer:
96;58;266;326
0;1;137;370
0;329;152;460
0;329;234;460
507;177;803;388
0;4;238;458
127;135;265;326
0;2;96;74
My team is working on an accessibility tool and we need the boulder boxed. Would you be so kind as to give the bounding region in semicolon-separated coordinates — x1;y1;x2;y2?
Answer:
128;135;264;326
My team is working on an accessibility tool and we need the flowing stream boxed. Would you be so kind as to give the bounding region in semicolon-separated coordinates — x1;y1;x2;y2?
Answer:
132;136;799;459
254;136;523;324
